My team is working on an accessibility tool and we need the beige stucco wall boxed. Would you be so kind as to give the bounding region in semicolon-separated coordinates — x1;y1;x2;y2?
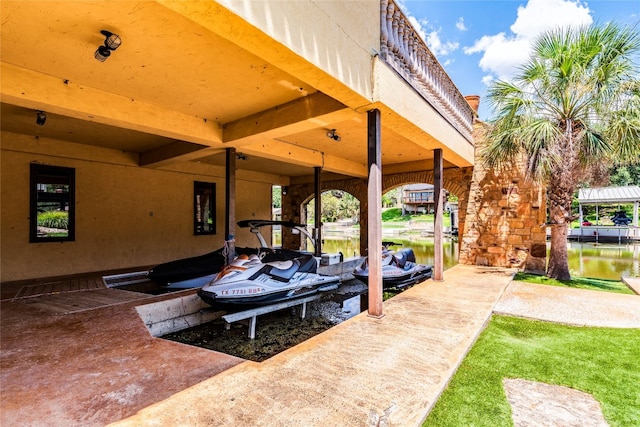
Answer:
373;62;475;167
1;132;272;282
216;0;474;166
212;0;378;107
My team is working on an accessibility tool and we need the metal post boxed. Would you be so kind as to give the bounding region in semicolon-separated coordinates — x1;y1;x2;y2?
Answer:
225;148;236;264
433;148;444;281
314;166;322;257
367;109;383;318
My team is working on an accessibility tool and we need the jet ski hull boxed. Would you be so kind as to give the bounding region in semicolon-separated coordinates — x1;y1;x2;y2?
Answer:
198;254;341;310
353;267;432;288
197;279;340;309
353;246;433;289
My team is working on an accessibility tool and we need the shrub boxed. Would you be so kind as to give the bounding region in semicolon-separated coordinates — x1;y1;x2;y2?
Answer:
37;211;68;229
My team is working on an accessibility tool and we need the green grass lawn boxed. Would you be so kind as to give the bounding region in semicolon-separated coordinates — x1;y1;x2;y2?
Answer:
381;208;451;227
423;316;640;426
514;272;635;294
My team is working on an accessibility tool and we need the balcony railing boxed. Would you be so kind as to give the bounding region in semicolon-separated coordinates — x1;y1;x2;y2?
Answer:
403;196;434;204
380;0;474;143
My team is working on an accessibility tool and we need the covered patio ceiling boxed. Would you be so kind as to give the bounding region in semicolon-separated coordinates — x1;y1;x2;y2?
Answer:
1;1;457;181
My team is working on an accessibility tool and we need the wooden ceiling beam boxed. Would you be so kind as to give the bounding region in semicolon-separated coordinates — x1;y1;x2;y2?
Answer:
223;92;350;145
1;62;224;147
139;142;223;168
240;140;367;178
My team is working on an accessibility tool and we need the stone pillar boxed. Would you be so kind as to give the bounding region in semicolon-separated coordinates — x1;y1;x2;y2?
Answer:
459;122;547;272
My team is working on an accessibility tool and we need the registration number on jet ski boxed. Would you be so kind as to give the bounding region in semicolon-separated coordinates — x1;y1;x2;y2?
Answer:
220;288;263;295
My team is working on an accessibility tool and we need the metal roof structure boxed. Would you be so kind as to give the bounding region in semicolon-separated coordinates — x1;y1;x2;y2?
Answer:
577;186;640;205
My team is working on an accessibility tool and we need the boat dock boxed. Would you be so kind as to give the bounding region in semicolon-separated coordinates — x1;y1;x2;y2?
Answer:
4;265;638;426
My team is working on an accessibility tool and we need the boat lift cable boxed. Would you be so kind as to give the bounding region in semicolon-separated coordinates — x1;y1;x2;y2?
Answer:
223;234;235;265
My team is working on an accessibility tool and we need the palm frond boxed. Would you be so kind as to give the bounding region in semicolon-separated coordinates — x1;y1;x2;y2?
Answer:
485;21;640;184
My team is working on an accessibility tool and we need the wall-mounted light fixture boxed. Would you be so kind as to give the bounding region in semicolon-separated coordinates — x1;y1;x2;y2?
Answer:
235;153;247;160
94;30;122;62
36;111;47;126
281;186;288;195
326;129;341;141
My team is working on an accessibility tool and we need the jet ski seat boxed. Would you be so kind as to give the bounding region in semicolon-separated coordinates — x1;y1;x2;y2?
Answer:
266;259;300;282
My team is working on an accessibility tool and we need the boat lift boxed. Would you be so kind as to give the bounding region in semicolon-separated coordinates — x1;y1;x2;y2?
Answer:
221;294;322;339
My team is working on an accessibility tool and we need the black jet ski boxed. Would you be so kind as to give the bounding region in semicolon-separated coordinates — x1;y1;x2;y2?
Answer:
147;220;317;289
198;253;340;309
353;241;432;288
147;246;246;288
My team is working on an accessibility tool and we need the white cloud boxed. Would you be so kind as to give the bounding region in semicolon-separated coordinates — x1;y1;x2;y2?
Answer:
456;17;468;32
510;0;592;39
481;75;495;86
400;2;460;59
465;0;593;83
406;14;428;41
426;30;460;57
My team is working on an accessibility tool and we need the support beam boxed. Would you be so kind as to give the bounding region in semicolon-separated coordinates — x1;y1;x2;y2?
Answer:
223;92;349;144
139;142;219;167
239;141;367;178
367;109;383;318
1;62;223;147
225;148;237;264
314;166;322;257
433;148;444;281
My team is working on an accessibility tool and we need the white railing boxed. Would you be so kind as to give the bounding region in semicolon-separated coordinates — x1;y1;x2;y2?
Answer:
380;0;474;143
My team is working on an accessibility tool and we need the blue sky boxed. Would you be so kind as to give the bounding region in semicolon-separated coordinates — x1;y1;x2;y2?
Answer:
398;0;640;120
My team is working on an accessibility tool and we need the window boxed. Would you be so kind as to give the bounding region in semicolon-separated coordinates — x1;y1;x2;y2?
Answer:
30;164;75;242
194;181;215;235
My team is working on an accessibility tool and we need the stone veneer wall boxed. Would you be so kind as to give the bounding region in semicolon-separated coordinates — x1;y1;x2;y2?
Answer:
458;122;547;272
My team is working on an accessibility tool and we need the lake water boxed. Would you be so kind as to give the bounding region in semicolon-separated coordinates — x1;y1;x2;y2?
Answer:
567;241;639;280
320;237;639;281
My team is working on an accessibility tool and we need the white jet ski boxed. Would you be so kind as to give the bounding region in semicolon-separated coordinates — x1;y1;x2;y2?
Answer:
353;241;432;289
148;220;316;289
198;253;340;309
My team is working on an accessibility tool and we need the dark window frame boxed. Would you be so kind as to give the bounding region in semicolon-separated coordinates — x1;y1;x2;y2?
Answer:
194;181;216;235
30;164;76;243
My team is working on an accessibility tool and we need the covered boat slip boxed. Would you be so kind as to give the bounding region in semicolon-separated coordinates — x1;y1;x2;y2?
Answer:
572;186;640;242
1;265;516;426
1;0;474;317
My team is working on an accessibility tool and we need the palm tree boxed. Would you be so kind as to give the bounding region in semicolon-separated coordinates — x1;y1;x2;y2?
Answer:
482;22;640;280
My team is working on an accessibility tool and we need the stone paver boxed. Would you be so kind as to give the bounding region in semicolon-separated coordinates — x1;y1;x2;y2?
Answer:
622;276;640;295
504;379;609;427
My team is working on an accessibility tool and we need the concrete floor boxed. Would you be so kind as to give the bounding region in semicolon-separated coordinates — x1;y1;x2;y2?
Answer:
2;265;638;426
0;288;244;426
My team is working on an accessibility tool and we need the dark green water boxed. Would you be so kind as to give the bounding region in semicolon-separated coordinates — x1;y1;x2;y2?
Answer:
566;241;639;280
321;237;639;280
321;235;460;270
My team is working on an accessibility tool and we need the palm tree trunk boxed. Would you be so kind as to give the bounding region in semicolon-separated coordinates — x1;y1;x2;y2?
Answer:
546;181;572;280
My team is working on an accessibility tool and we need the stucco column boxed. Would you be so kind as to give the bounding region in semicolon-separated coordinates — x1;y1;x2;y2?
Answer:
367;109;383;318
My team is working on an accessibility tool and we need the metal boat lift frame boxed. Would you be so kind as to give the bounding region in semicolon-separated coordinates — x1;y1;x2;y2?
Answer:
222;294;322;339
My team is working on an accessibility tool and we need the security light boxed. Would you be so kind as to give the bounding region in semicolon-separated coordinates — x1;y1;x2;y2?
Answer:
94;30;122;62
326;129;341;141
36;111;46;126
